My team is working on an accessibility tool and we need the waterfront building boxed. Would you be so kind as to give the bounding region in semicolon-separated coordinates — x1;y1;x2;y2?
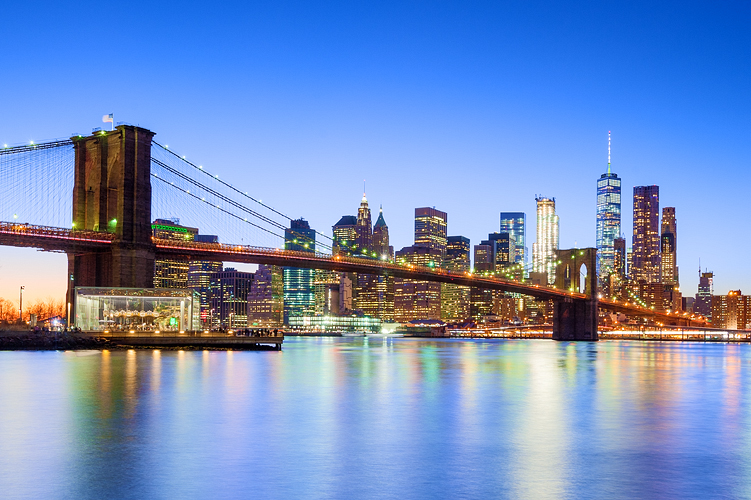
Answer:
631;186;661;283
283;219;316;324
500;212;526;267
153;219;199;289
314;269;341;316
596;134;622;286
209;268;254;328
441;236;471;322
661;207;678;285
532;197;559;284
711;291;750;330
394;245;442;322
414;207;448;256
247;264;283;327
695;270;714;319
471;244;494;319
286;314;381;333
188;259;223;325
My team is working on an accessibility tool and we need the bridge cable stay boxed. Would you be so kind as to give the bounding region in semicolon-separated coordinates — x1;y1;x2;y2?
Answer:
0;140;74;229
152;141;337;247
150;144;333;252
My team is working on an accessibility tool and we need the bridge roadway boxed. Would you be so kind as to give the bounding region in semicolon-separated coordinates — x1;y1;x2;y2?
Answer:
0;222;707;325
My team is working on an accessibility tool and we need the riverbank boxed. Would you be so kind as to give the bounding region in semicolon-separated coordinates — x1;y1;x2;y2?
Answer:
0;331;282;351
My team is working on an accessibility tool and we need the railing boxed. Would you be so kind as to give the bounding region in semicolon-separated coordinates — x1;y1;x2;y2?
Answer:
0;221;116;243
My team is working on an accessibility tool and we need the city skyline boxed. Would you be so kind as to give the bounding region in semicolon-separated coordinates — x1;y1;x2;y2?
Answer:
1;1;749;302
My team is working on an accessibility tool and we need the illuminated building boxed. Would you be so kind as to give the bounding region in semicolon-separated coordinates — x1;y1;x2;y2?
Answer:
356;193;373;256
661;207;678;285
532;197;559;284
441;236;470;322
283;218;316;324
414;207;448;256
188;259;223;326
332;215;357;255
471;243;493;319
631;186;660;283
373;206;393;259
247;264;283;327
711;290;750;330
314;269;340;316
394;245;442;322
608;237;627;298
153;218;198;289
500;212;526;267
287;314;381;333
596;133;621;286
209;268;253;328
695;270;713;319
353;193;378;317
488;232;516;276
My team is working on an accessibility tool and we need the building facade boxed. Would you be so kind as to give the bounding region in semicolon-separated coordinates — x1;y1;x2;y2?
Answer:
631;186;661;283
596;171;621;286
695;270;714;319
441;236;471;322
500;212;526;267
209;268;254;328
394;245;442;322
532;197;559;284
247;264;283;327
283;219;316;324
661;207;678;285
414;207;448;256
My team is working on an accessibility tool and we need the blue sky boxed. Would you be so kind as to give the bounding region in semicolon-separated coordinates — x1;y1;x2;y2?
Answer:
1;0;749;303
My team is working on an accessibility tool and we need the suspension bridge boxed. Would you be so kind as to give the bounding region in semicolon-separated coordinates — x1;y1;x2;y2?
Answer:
0;125;705;340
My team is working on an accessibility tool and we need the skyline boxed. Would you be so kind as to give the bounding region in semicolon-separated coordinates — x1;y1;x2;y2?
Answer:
1;1;749;302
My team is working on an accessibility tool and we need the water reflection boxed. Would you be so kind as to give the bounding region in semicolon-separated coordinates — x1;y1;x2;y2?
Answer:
0;340;750;499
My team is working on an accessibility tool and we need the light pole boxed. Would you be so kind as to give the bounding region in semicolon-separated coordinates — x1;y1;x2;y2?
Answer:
19;286;24;322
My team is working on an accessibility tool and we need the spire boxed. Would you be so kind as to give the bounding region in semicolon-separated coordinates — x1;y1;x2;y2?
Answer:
607;130;611;175
374;205;387;228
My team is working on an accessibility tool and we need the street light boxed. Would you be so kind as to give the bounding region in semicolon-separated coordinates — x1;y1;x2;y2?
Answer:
19;286;24;322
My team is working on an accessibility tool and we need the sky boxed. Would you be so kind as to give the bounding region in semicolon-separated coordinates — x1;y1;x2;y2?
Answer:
0;0;749;304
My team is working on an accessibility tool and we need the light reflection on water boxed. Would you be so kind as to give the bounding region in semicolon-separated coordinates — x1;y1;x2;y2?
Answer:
1;338;751;499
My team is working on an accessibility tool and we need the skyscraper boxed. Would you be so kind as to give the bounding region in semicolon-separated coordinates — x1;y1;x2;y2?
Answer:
373;206;393;259
414;207;448;256
394;245;442;322
441;236;470;322
632;186;661;283
332;215;357;256
209;267;254;328
695;270;713;319
661;207;678;285
247;264;283;327
596;132;621;285
609;236;627;299
500;212;526;267
532;197;559;284
283;218;316;324
152;218;198;289
356;193;373;256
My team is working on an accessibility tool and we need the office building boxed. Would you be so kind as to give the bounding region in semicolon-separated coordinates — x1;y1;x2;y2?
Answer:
394;245;442;322
596;135;621;285
632;186;661;283
661;207;678;285
695;270;714;319
247;264;283;327
608;236;627;299
441;236;471;322
711;291;750;330
283;219;316;324
500;212;526;267
532;197;559;284
333;215;357;255
373;206;393;259
209;268;254;328
414;207;448;256
153;219;198;289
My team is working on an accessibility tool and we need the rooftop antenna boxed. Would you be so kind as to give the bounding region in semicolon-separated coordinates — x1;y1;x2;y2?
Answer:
607;130;611;175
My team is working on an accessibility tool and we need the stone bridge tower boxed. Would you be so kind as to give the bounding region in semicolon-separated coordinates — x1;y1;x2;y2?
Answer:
552;248;598;341
66;126;156;306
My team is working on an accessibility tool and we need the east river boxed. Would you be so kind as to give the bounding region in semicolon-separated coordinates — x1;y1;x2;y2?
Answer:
1;338;750;499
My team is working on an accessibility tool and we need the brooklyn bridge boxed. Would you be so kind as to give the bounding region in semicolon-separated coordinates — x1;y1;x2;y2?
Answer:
0;126;705;340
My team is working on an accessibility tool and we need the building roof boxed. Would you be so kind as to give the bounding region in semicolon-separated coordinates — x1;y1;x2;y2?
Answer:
335;215;357;227
374;209;387;229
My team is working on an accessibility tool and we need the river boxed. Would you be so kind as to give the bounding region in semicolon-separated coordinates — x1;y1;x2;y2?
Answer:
1;337;750;499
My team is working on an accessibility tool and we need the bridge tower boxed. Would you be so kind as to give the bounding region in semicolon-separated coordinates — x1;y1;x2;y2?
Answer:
552;247;598;341
66;126;156;306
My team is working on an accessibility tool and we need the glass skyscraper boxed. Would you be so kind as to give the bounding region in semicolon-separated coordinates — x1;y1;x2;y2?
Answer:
500;212;526;267
632;185;661;283
596;172;621;284
283;218;316;324
532;197;559;284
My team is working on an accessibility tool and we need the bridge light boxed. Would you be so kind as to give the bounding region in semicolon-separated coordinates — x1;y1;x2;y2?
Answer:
13;214;17;219
164;145;169;149
29;141;34;145
199;165;203;169
2;144;6;148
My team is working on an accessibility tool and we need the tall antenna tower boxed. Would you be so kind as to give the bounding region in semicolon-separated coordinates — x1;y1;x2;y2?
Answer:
607;130;611;175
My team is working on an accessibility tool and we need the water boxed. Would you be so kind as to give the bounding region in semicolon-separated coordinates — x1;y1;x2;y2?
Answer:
1;338;750;499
